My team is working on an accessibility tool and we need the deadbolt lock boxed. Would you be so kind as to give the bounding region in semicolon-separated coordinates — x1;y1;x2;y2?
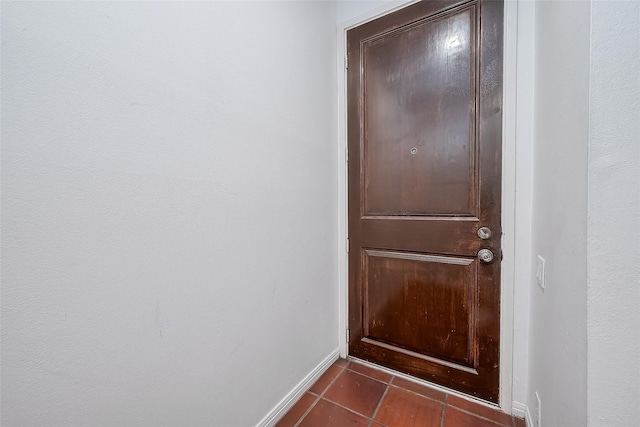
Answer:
477;227;492;240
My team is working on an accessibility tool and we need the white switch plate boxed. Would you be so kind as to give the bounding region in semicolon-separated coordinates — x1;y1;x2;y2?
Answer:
535;391;542;427
536;255;546;290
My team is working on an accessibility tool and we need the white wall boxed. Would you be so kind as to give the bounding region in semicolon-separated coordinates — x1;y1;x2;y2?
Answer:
336;0;405;23
528;1;590;426
0;2;338;426
511;0;535;409
587;2;640;425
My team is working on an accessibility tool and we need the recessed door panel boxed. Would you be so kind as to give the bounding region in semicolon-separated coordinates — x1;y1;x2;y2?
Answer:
363;249;477;367
364;7;476;216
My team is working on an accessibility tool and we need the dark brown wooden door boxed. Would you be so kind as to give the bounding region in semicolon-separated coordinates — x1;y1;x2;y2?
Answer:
347;0;503;402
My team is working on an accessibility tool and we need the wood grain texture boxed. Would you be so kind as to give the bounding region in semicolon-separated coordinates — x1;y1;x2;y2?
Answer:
347;0;504;402
362;6;476;216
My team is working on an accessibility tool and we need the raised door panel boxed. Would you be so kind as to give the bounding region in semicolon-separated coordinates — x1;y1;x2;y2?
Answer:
363;6;477;217
363;249;478;368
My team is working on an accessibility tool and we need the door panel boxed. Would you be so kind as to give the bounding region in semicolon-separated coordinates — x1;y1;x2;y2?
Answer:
348;0;503;403
363;6;476;216
363;249;477;367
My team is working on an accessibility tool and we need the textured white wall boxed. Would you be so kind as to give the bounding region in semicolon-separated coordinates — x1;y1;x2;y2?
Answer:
528;1;590;426
0;2;338;426
587;2;640;425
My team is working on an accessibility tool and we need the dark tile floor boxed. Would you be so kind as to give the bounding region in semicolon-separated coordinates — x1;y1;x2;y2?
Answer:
276;358;527;427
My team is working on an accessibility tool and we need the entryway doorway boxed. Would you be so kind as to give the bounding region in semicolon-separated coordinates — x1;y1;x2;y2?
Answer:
345;0;504;404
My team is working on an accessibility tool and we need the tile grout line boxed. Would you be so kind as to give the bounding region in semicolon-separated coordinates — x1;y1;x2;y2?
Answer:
387;376;447;405
440;394;449;427
349;360;509;413
344;366;393;392
320;396;377;422
291;392;322;427
447;405;512;426
292;364;347;427
352;363;448;405
289;360;512;427
345;365;391;384
366;377;392;427
346;366;389;383
350;362;511;426
301;362;390;424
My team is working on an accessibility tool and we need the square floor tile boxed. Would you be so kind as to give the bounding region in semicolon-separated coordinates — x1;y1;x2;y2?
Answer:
333;358;349;368
347;361;393;383
275;393;317;427
447;395;513;425
278;362;528;427
443;406;507;427
374;386;443;427
298;399;369;427
390;376;446;402
324;369;387;417
308;364;344;395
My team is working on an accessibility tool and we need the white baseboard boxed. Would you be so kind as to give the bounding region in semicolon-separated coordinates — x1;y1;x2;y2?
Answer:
256;349;340;427
512;401;533;427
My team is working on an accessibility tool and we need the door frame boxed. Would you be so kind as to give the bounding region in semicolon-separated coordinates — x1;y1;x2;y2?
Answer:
336;0;519;414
